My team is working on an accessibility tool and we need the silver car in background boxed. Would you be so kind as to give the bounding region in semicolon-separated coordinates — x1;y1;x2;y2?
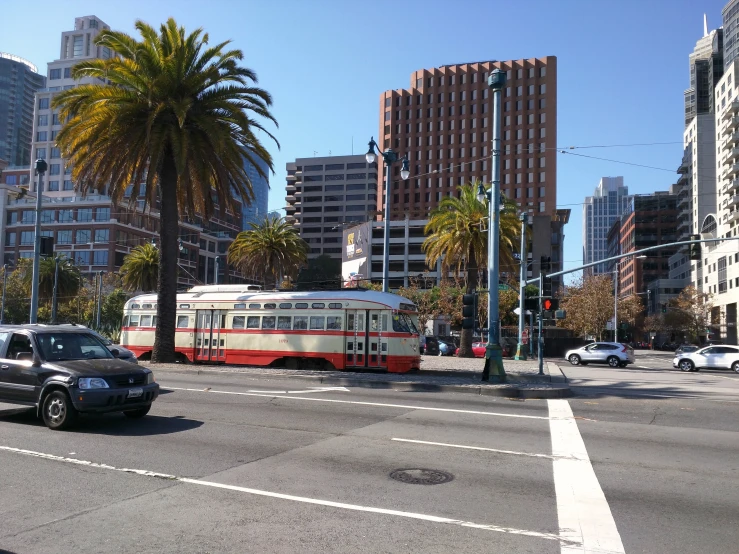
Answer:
565;342;635;368
673;345;739;372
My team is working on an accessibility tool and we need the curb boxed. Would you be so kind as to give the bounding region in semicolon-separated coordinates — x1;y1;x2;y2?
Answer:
148;365;572;399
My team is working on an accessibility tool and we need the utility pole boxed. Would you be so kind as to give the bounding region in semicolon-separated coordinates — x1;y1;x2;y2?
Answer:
514;212;528;360
0;263;7;324
538;269;545;375
96;271;103;329
613;266;619;342
29;159;47;323
51;256;59;324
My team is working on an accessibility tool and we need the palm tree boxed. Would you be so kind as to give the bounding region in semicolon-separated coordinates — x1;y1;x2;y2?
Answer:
22;255;81;302
52;19;278;362
228;215;309;288
120;243;159;292
423;181;522;357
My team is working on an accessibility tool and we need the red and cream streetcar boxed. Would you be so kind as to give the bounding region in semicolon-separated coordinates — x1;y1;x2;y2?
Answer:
120;285;421;373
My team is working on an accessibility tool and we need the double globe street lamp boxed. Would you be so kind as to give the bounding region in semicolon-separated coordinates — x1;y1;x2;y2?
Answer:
365;138;410;293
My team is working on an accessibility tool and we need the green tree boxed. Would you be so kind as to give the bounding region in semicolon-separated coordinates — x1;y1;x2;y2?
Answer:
121;243;159;292
100;289;129;341
423;182;521;357
52;18;277;363
228;215;309;288
22;255;80;303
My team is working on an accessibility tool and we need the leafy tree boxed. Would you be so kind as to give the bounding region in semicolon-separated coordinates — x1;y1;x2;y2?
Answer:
0;261;31;324
53;18;277;363
671;285;712;343
121;243;159;292
423;182;521;357
100;289;129;340
558;274;615;340
228;215;309;288
21;255;81;305
396;277;441;333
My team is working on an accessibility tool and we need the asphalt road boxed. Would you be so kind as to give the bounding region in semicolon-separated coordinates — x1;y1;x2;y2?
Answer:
1;364;738;553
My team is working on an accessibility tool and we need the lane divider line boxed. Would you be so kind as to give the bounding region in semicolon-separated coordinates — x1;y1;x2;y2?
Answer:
548;400;625;554
161;385;550;420
0;445;573;546
390;438;581;461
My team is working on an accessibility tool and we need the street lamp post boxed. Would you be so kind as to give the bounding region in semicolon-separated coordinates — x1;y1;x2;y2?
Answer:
214;256;220;285
0;264;7;324
515;212;528;360
613;265;618;342
51;256;60;324
29;159;47;324
480;68;507;382
365;138;410;293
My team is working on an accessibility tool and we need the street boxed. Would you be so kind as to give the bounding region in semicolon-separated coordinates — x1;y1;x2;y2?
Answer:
1;351;738;553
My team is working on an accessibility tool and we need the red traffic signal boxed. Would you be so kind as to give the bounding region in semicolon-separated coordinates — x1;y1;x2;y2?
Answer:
542;298;559;311
543;299;553;311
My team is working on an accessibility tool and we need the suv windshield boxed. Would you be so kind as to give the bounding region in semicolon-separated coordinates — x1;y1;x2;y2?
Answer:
36;332;114;361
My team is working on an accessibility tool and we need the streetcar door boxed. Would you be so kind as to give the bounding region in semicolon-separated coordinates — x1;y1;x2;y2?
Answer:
368;310;388;369
195;310;226;362
345;310;367;368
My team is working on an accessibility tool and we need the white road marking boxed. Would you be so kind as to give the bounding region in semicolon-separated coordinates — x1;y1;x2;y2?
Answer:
162;386;549;420
0;445;572;546
245;386;350;394
391;438;575;460
548;400;625;554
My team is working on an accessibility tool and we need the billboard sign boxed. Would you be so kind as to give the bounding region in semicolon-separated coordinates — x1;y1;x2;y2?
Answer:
342;221;372;287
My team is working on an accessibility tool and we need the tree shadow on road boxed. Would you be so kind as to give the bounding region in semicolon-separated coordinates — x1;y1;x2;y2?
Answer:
569;379;737;400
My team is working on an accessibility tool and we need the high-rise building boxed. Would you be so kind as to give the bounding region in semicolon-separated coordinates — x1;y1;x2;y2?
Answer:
240;156;270;230
724;2;739;67
285;154;379;260
0;53;45;167
378;58;557;220
684;20;723;127
582;177;631;275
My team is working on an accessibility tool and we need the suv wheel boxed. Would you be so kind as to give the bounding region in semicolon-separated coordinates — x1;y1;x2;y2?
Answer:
42;390;77;430
607;356;620;368
679;359;695;372
732;361;739;373
568;354;581;366
123;405;151;419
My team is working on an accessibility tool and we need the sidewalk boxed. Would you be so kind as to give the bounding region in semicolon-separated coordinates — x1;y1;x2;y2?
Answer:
143;356;571;399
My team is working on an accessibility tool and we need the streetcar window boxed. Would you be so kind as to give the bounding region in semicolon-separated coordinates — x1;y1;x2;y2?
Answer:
382;315;388;331
130;315;140;326
179;304;190;309
234;303;246;309
400;303;416;312
347;314;354;330
295;303;308;309
393;314;418;333
346;343;353;350
220;314;226;328
141;315;152;327
233;316;245;329
329;303;342;309
327;316;342;330
371;314;378;331
310;316;325;330
131;304;140;310
153;316;158;327
312;303;325;309
177;315;189;328
249;304;261;309
277;316;291;330
293;316;308;330
123;316;129;327
264;303;277;309
279;303;292;309
262;316;276;330
142;304;152;309
382;343;387;351
247;316;260;329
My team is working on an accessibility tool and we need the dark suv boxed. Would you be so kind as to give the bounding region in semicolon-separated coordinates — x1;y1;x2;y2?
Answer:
0;325;159;430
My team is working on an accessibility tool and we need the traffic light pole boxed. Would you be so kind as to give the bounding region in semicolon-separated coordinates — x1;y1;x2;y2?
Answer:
514;213;527;360
538;270;545;375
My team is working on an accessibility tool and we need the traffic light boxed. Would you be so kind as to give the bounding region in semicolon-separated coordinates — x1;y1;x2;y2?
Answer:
462;293;476;329
542;275;553;298
661;304;667;314
39;236;54;257
540;256;551;272
524;297;538;311
542;298;559;311
689;234;701;261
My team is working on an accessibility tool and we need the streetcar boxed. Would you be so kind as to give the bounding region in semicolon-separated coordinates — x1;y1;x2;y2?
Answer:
120;285;421;373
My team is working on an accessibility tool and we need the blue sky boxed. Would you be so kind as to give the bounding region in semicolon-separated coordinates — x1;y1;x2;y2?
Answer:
0;0;729;275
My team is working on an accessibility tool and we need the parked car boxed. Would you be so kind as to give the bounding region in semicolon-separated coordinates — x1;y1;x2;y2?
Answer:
424;336;456;356
0;325;159;429
674;344;699;356
471;342;487;357
564;342;635;368
90;330;138;364
673;345;739;372
419;335;427;355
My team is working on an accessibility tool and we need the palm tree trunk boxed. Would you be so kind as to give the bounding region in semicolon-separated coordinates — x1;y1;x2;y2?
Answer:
457;247;478;358
151;154;179;363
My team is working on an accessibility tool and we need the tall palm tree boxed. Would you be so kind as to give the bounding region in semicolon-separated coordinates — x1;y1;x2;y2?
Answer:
423;181;522;357
52;19;278;362
228;215;309;288
22;255;81;302
120;243;159;292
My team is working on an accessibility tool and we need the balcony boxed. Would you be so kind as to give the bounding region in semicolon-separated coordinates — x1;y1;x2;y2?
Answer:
286;183;296;192
286;174;297;181
729;194;739;207
723;101;739;119
724;163;739;179
729;210;739;223
285;194;295;203
724;131;739;149
728;147;739;163
723;117;739;134
728;178;739;193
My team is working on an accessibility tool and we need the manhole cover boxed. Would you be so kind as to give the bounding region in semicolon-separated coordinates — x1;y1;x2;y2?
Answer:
389;468;454;485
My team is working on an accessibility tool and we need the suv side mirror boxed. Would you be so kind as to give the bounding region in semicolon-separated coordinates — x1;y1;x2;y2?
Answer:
110;348;120;357
16;352;34;362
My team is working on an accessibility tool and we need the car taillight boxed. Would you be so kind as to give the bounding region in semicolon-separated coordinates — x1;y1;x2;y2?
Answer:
621;345;628;352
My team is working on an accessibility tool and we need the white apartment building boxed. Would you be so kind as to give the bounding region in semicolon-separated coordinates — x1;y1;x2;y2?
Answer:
707;59;739;344
582;177;631;274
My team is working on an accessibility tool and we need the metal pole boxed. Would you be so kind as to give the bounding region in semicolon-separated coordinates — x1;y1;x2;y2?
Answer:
515;213;527;360
382;159;392;293
482;68;506;382
51;257;59;324
529;311;534;357
0;264;7;324
614;266;618;342
538;270;545;374
215;256;220;285
96;271;103;329
29;160;46;323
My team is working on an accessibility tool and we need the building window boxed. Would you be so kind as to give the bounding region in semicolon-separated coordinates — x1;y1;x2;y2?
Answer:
93;251;108;266
49;164;60;175
49;69;61;80
57;230;72;244
75;251;90;265
73;35;84;57
52;113;61;126
51;147;61;158
95;207;110;221
38;114;48;127
77;208;92;222
76;229;91;244
37;131;48;142
47;181;59;192
64;67;71;78
5;232;16;247
63;180;74;191
38;98;49;110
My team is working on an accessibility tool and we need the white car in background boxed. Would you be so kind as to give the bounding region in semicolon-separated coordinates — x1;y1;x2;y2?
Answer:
564;342;635;368
673;345;739;372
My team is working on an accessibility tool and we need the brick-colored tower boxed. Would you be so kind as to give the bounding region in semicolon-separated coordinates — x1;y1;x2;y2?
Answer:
378;57;557;220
